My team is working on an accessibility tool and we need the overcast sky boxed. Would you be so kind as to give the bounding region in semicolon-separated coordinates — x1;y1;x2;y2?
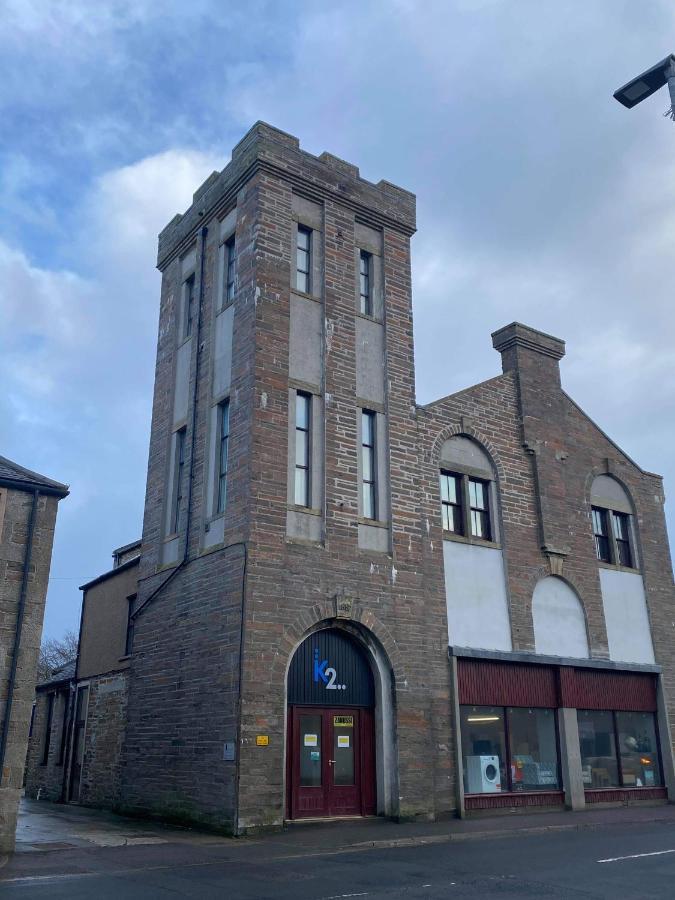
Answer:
2;1;675;641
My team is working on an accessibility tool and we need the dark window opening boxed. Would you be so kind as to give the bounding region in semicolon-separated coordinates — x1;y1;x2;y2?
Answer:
57;693;69;765
125;593;137;657
612;511;633;568
216;400;230;514
359;250;372;316
296;226;311;294
225;236;236;304
592;506;611;563
183;274;195;338
172;428;186;534
41;693;54;765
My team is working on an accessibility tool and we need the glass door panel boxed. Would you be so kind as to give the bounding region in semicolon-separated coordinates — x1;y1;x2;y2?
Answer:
332;719;355;786
299;714;322;787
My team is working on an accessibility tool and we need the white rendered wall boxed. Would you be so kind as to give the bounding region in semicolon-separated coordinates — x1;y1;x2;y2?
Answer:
600;568;655;664
532;577;589;658
443;541;512;651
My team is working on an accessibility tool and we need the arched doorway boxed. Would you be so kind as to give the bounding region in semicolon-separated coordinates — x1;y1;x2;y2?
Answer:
286;629;377;819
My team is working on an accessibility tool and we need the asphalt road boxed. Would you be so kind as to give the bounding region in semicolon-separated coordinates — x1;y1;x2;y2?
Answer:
4;819;675;899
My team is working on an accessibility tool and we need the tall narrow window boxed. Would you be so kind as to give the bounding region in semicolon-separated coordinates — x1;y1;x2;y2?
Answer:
592;506;611;563
440;472;463;534
172;428;186;534
183;274;195;338
361;410;377;520
42;693;54;765
125;594;137;657
225;236;236;304
294;392;311;507
359;250;372;316
612;511;633;568
296;226;311;294
469;478;491;540
57;694;69;765
216;400;230;514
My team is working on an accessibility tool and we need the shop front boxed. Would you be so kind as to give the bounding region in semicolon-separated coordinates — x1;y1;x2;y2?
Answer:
453;653;669;813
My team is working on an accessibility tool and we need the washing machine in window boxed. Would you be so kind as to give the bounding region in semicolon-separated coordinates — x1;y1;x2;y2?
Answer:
466;755;501;793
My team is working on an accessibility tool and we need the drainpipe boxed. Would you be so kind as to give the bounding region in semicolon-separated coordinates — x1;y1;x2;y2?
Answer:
0;489;39;773
232;541;248;835
60;580;87;801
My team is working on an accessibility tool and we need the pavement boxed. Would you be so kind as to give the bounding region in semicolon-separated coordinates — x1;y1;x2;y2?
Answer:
3;798;675;897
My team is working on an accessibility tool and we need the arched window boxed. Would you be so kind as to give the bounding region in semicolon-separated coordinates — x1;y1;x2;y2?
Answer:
590;475;637;570
439;436;498;544
532;577;589;659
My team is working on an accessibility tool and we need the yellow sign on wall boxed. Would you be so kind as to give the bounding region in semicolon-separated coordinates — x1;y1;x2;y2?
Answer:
256;735;269;746
333;716;353;727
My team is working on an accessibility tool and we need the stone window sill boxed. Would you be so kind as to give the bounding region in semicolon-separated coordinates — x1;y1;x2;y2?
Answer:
597;561;640;575
442;530;501;550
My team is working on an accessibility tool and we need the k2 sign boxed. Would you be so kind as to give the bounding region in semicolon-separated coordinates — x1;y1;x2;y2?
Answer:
313;646;347;691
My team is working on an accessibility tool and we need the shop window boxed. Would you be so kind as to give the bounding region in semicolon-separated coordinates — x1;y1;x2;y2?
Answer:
577;709;661;789
616;711;662;787
507;708;560;791
460;705;560;794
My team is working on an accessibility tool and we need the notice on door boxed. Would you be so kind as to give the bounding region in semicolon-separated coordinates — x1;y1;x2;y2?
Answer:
304;734;318;747
337;735;350;748
333;715;353;727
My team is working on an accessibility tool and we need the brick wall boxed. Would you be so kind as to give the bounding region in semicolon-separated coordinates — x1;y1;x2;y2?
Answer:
119;123;675;833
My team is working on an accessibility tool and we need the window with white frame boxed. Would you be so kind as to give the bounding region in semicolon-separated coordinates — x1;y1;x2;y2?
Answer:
294;392;311;507
224;235;236;305
361;410;377;520
438;436;497;544
590;475;636;569
296;226;311;294
359;250;372;316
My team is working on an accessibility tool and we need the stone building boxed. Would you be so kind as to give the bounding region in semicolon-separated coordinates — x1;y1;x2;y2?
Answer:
0;456;68;853
111;122;675;832
24;541;139;809
24;123;675;834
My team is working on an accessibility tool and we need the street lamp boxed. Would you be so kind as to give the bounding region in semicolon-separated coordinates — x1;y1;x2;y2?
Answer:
614;54;675;119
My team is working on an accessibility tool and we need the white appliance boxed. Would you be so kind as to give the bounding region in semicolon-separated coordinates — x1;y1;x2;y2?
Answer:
466;755;501;793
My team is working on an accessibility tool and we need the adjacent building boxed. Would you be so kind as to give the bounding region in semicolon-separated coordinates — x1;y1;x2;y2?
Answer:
0;456;68;853
25;541;139;809
23;122;675;834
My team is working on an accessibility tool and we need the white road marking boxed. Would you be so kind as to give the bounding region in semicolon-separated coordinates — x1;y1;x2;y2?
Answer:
597;849;675;864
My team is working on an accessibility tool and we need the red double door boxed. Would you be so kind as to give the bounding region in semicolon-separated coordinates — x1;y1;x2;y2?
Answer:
288;706;376;819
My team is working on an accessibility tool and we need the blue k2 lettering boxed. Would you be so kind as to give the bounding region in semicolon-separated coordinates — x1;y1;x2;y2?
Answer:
313;647;346;691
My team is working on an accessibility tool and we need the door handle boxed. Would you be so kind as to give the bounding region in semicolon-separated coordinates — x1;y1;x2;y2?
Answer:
328;759;336;765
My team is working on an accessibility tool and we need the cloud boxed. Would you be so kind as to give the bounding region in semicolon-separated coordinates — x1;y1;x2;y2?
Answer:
0;147;221;637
